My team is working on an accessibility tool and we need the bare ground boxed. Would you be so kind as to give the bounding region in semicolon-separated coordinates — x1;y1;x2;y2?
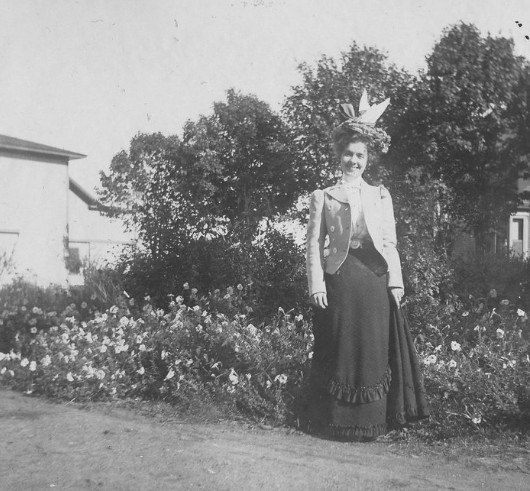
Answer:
0;389;529;490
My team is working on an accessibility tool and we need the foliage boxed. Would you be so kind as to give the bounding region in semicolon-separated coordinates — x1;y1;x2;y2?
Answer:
117;227;308;320
1;277;529;440
0;287;312;425
0;272;125;353
397;23;530;252
181;89;296;237
283;41;413;193
416;291;530;439
452;255;530;311
98;90;296;251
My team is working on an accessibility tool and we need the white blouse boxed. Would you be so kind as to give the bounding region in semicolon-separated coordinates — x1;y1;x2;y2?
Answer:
339;179;370;248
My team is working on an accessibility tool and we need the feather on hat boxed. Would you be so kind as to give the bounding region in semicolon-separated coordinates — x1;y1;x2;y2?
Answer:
333;89;391;153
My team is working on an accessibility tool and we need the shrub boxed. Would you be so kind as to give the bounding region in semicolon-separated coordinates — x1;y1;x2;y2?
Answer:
1;253;530;440
118;228;308;320
0;288;312;425
415;292;530;439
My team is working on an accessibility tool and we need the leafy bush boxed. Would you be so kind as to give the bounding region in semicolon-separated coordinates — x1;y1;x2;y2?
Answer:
0;269;126;353
0;287;312;425
119;228;308;320
1;259;529;440
415;291;530;439
453;255;530;311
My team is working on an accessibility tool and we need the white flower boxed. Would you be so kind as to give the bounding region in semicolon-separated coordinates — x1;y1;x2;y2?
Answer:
175;295;184;304
496;328;505;339
237;284;243;291
451;341;461;352
448;359;457;368
423;354;437;366
66;372;74;382
274;374;288;385
161;349;167;360
434;345;442;352
8;370;14;377
137;366;145;375
193;306;200;312
0;367;6;375
295;314;303;322
461;311;469;317
139;344;146;352
247;324;257;336
29;361;37;372
245;373;251;381
308;351;313;360
30;326;37;334
191;288;198;295
183;282;189;290
9;350;20;360
266;380;272;389
95;370;106;380
226;286;234;295
100;345;107;353
223;294;231;300
228;368;239;385
500;299;510;306
0;352;7;361
109;305;119;314
20;358;29;368
164;369;175;381
517;308;526;317
472;416;481;424
119;316;129;327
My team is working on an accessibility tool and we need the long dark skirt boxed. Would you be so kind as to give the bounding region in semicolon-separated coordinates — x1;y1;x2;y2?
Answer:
300;248;429;440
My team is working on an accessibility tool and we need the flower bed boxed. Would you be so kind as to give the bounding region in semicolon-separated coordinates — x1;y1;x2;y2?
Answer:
1;283;529;439
0;286;312;424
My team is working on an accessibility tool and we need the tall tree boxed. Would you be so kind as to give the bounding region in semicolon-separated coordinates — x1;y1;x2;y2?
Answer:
398;23;530;254
98;90;297;258
283;42;413;193
181;89;296;236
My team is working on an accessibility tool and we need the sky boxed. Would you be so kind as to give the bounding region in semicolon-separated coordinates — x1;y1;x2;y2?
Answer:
1;0;530;193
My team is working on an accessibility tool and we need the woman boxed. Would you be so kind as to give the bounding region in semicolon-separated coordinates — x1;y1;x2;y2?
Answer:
303;90;429;441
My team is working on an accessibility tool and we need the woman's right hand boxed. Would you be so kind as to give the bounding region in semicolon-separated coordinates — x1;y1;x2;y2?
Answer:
310;292;328;309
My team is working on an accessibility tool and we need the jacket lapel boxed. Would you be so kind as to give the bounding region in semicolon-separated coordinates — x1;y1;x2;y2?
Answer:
324;184;350;204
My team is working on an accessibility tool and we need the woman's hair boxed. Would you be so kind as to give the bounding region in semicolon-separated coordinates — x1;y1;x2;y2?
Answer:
332;131;372;158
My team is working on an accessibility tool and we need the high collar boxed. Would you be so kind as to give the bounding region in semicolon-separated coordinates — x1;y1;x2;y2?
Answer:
340;177;364;189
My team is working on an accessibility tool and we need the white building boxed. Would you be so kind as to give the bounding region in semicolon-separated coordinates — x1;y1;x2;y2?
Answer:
0;134;134;286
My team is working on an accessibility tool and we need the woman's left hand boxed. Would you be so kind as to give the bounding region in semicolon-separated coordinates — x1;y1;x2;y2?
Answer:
389;287;404;307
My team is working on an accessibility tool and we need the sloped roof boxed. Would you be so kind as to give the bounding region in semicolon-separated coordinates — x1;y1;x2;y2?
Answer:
0;134;86;160
69;177;99;209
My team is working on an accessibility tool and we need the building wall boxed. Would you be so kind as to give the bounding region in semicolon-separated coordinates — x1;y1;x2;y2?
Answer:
0;152;69;285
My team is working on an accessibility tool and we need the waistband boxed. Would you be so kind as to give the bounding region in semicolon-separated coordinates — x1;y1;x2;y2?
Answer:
348;239;373;251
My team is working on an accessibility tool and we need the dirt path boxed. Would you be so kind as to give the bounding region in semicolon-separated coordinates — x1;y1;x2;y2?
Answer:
0;389;528;490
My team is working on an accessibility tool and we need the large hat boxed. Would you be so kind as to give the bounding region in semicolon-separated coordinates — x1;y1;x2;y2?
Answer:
332;89;391;153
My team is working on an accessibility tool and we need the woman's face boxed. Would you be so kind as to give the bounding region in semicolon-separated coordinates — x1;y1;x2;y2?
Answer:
340;141;368;180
